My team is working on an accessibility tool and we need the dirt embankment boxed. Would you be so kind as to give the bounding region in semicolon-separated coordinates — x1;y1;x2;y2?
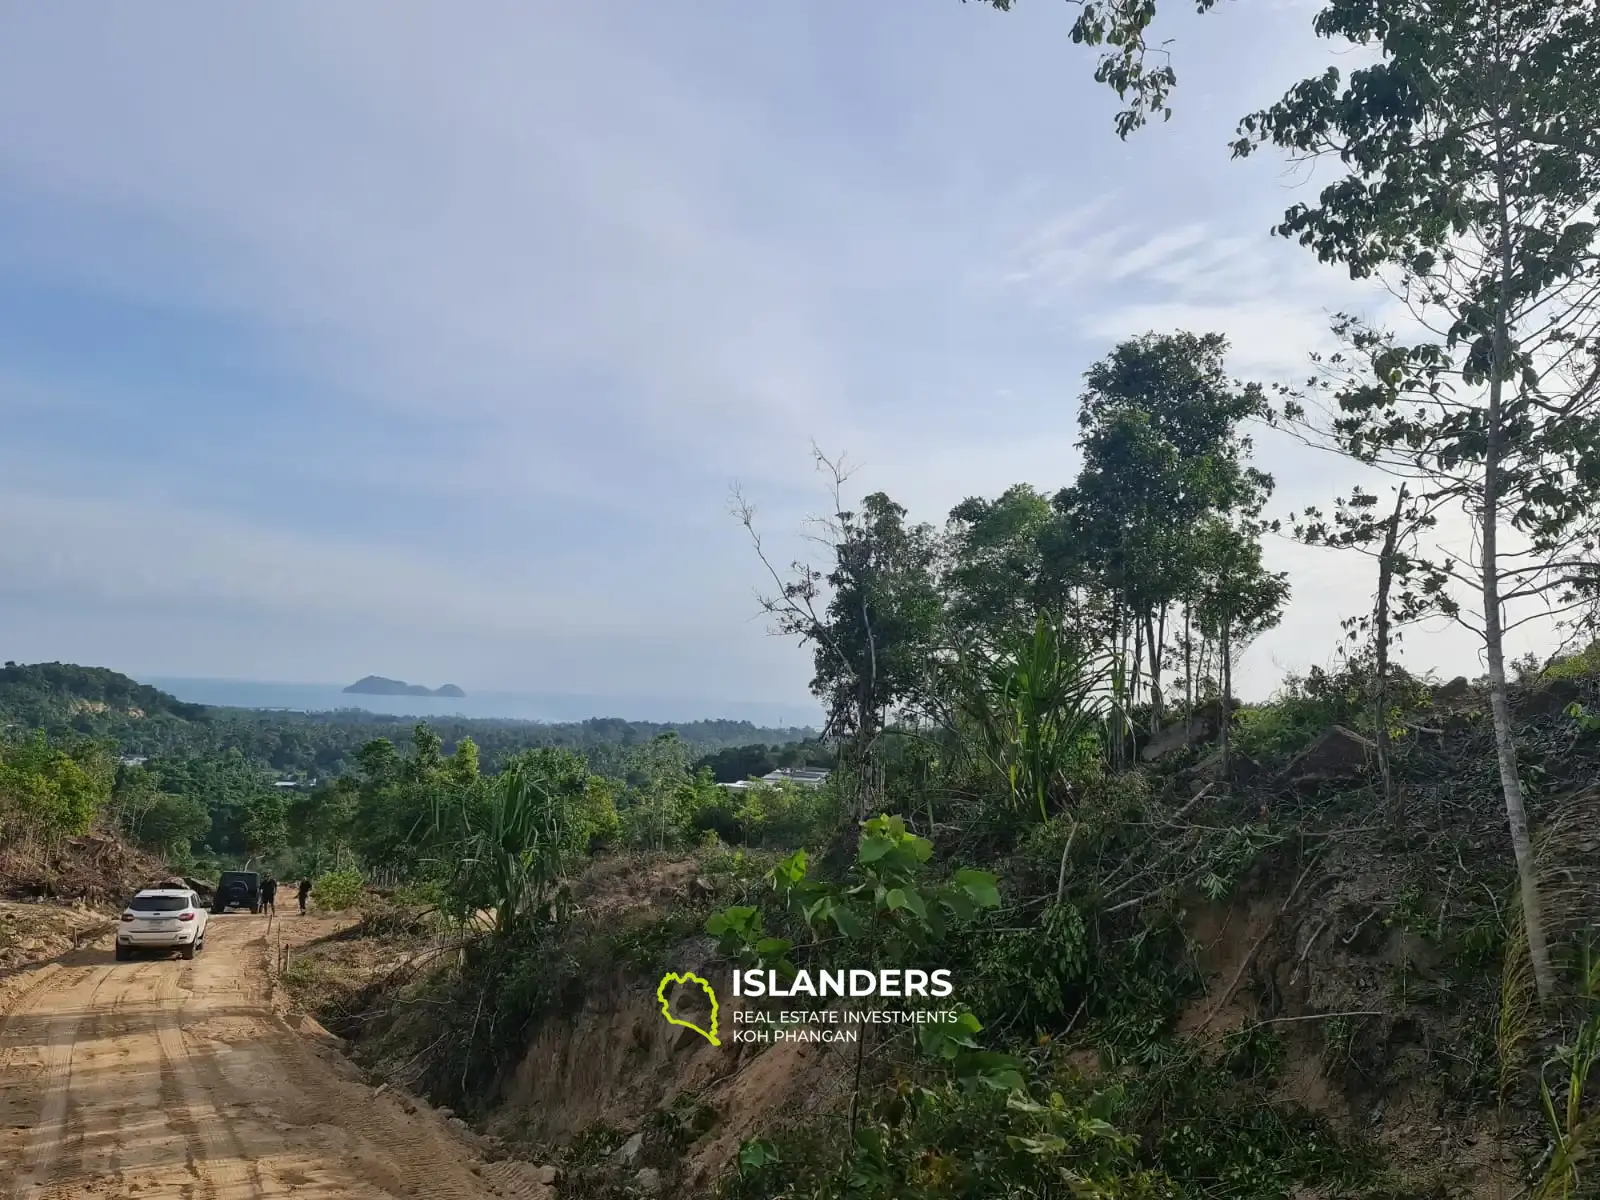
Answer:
0;827;169;908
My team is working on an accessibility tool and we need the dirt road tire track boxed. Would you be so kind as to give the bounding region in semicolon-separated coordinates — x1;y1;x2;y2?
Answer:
0;917;550;1200
7;965;114;1200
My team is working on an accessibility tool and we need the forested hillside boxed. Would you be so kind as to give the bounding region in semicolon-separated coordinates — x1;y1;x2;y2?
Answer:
0;662;826;883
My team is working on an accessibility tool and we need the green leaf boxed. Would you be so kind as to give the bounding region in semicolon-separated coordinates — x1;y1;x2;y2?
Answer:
829;904;864;939
858;834;894;864
954;869;1001;909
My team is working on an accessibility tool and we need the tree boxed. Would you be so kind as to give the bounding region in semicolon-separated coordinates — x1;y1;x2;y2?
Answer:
942;484;1062;644
243;790;289;860
114;766;210;858
1193;519;1289;779
0;730;114;842
1294;484;1453;819
620;732;695;849
735;450;942;818
1239;0;1600;998
1055;332;1274;752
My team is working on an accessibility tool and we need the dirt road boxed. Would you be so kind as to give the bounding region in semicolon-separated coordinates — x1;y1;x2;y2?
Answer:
0;914;549;1199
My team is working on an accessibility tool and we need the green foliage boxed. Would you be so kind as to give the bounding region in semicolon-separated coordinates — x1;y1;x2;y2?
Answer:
120;785;210;856
1530;945;1600;1199
311;867;365;911
1546;642;1600;683
732;780;838;849
0;729;115;843
243;790;290;858
710;816;1014;1100
835;1082;1171;1199
948;615;1109;822
433;749;586;938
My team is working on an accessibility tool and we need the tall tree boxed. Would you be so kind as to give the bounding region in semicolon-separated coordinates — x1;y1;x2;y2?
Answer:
942;484;1062;645
1241;0;1600;996
736;452;942;818
1056;332;1274;750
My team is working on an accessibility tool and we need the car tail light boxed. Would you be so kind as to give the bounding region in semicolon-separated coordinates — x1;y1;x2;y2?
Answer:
178;912;196;922
121;911;135;922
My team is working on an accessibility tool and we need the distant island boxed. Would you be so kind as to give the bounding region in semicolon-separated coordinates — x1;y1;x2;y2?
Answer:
343;675;467;698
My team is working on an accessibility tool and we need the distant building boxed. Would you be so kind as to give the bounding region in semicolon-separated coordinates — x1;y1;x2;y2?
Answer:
719;767;831;792
273;780;300;789
118;755;148;768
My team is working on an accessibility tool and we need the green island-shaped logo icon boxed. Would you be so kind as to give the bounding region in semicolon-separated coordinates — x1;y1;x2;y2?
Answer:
656;971;720;1046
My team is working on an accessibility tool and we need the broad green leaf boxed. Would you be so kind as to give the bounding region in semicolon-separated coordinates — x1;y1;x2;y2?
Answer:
858;835;894;864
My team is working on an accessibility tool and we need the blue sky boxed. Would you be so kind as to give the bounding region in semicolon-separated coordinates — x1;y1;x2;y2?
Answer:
0;1;1527;713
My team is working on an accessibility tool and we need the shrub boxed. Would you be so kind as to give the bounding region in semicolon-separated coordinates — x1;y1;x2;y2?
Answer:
734;780;837;848
311;867;365;911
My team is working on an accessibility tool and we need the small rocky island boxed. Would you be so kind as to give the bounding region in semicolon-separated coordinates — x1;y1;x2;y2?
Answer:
343;675;467;698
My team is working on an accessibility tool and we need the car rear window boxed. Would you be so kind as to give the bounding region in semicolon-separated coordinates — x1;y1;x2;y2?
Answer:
130;895;189;912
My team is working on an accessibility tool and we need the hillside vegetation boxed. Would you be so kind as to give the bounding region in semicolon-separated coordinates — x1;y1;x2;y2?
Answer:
0;663;828;883
276;286;1600;1192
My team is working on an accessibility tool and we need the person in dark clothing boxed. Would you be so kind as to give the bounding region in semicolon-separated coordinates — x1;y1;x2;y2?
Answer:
298;879;312;914
261;877;277;915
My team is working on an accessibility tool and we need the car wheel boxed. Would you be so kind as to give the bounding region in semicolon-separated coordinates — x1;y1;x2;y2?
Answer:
251;903;261;914
114;944;131;962
180;942;196;960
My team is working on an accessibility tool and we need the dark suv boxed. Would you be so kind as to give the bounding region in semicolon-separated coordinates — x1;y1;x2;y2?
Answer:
213;870;262;914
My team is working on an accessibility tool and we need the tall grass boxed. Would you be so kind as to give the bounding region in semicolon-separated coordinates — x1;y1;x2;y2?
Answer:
1496;789;1600;1198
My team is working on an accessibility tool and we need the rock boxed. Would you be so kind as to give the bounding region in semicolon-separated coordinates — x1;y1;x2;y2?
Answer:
633;1167;662;1194
689;875;717;899
612;1132;645;1165
448;1116;470;1133
1282;725;1375;785
436;1106;454;1119
535;1165;560;1185
1434;675;1470;700
1140;719;1212;762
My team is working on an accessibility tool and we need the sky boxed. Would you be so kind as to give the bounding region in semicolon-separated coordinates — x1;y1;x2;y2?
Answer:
0;1;1556;718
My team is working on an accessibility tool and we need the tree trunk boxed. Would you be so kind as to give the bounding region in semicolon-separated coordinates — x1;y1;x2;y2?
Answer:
1184;601;1194;720
1145;608;1165;734
1484;93;1556;1000
1129;607;1145;760
1219;622;1232;785
1375;485;1405;824
1109;602;1128;771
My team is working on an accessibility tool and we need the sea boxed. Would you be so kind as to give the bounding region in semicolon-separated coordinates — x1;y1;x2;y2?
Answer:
147;678;822;731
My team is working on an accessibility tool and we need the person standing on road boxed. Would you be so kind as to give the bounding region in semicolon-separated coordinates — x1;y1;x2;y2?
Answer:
261;877;277;915
298;878;312;914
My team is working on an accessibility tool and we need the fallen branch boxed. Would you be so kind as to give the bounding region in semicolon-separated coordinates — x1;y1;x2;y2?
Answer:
1249;1010;1384;1027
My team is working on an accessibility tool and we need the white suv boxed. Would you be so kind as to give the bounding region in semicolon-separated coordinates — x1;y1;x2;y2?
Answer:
116;888;209;960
